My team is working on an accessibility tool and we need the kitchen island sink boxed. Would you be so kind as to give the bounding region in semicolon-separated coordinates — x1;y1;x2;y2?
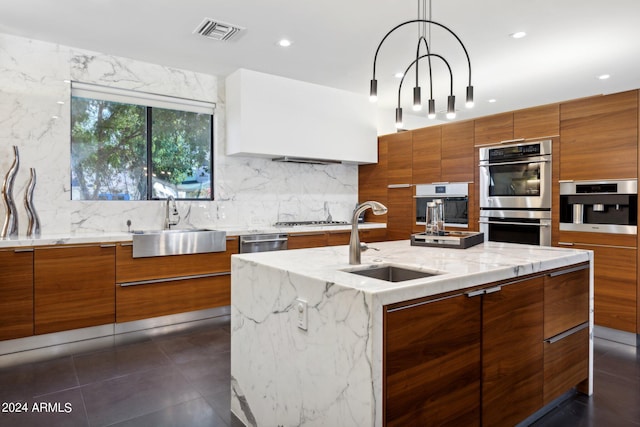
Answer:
344;264;439;282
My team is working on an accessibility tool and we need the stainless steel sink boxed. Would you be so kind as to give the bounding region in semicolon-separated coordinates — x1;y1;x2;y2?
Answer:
132;229;226;258
344;265;439;282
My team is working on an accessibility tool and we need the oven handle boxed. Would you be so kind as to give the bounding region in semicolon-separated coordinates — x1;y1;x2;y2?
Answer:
479;220;550;227
479;159;550;167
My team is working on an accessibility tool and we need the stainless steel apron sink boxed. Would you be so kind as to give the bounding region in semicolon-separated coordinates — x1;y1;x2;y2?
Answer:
132;229;226;258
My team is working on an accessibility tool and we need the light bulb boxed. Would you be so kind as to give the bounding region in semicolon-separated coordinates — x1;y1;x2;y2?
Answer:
369;79;378;103
427;99;436;119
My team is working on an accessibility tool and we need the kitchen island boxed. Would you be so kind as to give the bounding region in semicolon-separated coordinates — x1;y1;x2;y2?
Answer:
230;240;593;427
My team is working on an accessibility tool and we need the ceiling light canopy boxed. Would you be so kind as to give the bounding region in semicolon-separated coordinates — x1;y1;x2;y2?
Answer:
369;0;474;125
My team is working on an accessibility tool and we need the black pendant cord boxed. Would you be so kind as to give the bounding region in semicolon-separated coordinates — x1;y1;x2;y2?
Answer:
397;53;453;108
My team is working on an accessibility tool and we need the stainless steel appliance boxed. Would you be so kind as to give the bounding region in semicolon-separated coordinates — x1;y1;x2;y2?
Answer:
415;182;469;229
479;209;551;246
239;233;288;253
274;220;348;227
560;179;637;234
479;139;552;210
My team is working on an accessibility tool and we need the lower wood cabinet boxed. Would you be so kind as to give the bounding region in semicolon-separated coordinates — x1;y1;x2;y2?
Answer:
0;248;34;340
288;228;387;250
287;232;328;249
384;266;589;427
34;244;115;335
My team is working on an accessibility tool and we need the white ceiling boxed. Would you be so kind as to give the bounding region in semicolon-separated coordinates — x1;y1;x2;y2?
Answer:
1;0;640;129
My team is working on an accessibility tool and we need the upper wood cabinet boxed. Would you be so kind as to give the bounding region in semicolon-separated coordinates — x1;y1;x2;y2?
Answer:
34;244;116;335
385;132;413;185
474;112;514;146
412;126;442;184
0;249;34;340
514;104;560;140
560;90;638;180
442;120;475;182
359;136;388;223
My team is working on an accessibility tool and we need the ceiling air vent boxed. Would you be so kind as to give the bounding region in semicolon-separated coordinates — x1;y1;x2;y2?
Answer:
193;18;244;41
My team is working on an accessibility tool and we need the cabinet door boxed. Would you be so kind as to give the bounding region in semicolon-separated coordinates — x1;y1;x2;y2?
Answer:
514;104;560;139
544;265;589;338
560;90;638;180
359;137;388;223
386;131;413;185
326;231;350;246
288;232;328;249
35;245;115;335
385;294;481;426
474;112;514;146
441;120;474;183
386;186;414;240
412;126;441;184
0;249;34;340
360;227;387;243
544;326;589;404
482;277;544;426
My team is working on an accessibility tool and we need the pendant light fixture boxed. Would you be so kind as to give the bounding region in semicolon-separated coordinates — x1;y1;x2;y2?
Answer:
369;0;473;126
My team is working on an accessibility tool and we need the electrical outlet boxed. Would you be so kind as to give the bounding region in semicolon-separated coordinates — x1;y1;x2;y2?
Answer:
296;298;308;331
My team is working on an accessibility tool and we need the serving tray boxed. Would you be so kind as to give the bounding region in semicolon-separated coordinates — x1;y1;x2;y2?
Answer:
410;231;485;249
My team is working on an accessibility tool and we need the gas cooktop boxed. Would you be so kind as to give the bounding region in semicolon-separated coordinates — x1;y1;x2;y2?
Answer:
274;220;349;227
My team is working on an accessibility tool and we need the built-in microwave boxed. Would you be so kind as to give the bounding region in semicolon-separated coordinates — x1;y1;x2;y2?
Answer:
415;183;469;228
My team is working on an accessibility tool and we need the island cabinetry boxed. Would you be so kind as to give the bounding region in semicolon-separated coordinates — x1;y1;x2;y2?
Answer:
0;248;34;340
384;292;482;426
384;275;546;427
558;231;637;333
560;90;638;180
34;244;115;335
115;237;238;323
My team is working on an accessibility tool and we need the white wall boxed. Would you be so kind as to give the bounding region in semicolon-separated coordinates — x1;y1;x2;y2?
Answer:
0;33;358;235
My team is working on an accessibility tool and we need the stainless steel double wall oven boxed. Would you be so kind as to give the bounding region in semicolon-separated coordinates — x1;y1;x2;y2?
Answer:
479;139;552;245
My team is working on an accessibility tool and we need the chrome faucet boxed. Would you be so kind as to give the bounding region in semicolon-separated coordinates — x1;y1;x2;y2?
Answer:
349;201;387;264
164;195;180;229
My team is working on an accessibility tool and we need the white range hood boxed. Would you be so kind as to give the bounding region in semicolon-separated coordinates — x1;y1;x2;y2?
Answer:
225;68;378;164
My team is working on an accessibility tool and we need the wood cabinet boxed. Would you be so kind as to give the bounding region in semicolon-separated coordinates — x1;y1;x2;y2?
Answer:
474;112;514;146
385;132;414;241
412;126;441;184
560;90;638;180
386;131;413;186
482;276;544;426
558;232;637;333
288;232;329;249
34;244;115;335
514;104;560;139
359;136;388;224
0;248;34;340
542;265;590;404
441;120;475;183
115;237;238;323
385;293;482;426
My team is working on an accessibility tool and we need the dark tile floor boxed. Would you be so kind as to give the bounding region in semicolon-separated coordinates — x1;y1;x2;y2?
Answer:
0;318;637;427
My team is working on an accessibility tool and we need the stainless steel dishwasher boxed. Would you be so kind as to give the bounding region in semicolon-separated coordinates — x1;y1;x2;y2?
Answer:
239;233;288;253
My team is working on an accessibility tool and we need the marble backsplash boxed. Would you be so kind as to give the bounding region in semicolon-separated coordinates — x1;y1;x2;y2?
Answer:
0;33;358;236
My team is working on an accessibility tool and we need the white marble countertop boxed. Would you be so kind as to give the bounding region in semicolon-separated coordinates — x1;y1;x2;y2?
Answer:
0;222;386;249
233;239;592;306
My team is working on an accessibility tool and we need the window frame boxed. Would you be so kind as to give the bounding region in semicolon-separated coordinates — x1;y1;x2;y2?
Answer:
70;82;215;202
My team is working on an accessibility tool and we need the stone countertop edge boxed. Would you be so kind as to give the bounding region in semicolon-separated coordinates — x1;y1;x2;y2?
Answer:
0;222;387;249
231;240;593;306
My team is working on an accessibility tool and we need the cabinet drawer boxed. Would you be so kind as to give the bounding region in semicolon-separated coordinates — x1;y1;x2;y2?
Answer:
543;326;589;404
116;274;230;323
0;249;34;340
116;238;238;283
544;265;589;339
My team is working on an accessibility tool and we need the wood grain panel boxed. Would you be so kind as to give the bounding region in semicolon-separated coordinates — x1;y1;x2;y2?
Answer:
560;90;638;180
514;104;560;139
386;186;414;241
482;277;544;427
359;137;388;223
116;238;238;283
326;230;350;246
386;131;413;185
0;249;34;340
34;245;115;335
116;274;230;323
474;112;514;146
558;231;637;247
287;232;327;249
543;327;589;404
385;294;481;426
411;126;441;184
552;136;561;245
359;227;387;243
441;120;474;183
544;265;589;339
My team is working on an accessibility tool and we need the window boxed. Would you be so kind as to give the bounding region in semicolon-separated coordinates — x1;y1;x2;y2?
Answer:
70;82;214;201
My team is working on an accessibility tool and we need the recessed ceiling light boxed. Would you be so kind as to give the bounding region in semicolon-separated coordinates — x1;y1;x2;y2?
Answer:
510;31;527;39
394;72;404;79
597;74;611;80
57;101;65;105
277;39;292;47
488;99;497;103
